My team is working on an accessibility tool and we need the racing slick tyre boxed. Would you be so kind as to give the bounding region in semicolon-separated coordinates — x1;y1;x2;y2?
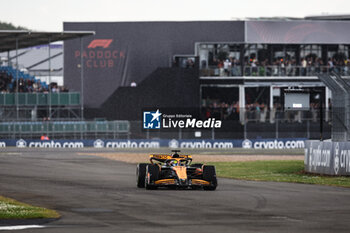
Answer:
145;164;159;190
191;163;203;168
137;163;148;188
202;165;217;191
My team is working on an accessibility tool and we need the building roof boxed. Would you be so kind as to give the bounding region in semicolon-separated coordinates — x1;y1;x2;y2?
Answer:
305;14;350;21
0;30;95;52
245;20;350;44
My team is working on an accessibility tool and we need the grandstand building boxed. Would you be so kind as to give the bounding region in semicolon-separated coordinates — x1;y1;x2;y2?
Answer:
0;44;63;85
64;19;350;125
2;18;350;139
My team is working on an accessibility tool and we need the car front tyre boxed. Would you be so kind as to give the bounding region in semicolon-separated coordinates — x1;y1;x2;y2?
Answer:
145;164;159;190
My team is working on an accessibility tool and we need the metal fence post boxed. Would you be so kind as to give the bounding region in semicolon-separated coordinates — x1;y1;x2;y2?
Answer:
46;121;49;139
113;122;116;139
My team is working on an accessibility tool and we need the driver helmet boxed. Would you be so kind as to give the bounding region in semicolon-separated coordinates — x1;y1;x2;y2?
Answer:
169;160;178;166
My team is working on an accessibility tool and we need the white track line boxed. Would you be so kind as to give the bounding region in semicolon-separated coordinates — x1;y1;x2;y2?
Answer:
0;225;45;231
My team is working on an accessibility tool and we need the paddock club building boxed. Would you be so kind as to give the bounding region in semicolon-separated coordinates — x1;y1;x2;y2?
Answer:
64;19;350;139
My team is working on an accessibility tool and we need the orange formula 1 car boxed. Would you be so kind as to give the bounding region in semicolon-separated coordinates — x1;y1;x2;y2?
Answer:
136;150;217;190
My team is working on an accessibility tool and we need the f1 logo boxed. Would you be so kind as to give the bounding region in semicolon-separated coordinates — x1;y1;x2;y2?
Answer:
143;110;162;129
87;39;113;49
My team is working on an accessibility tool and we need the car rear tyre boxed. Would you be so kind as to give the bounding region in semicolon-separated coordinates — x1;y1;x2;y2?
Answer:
202;165;217;191
136;163;148;188
145;164;159;190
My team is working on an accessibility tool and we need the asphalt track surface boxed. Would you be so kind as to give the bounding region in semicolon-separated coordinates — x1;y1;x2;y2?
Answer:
0;149;350;233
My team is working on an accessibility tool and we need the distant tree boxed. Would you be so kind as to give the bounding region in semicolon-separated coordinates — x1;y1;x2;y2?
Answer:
0;21;27;30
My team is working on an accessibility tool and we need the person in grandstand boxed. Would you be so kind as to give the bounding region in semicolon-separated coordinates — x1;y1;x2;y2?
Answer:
40;134;50;140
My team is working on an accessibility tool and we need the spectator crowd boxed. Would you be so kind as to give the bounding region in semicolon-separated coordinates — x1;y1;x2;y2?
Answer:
202;55;350;77
0;68;68;93
202;98;328;124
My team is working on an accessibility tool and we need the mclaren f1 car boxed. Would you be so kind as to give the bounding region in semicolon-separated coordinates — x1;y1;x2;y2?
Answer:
136;150;217;190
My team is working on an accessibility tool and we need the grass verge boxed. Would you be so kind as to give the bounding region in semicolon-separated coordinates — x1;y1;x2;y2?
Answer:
208;160;350;188
0;196;60;219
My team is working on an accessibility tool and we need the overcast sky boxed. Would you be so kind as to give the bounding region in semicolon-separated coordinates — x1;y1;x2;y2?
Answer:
2;0;350;31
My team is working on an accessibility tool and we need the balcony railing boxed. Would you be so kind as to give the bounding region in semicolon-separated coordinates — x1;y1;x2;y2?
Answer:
0;120;130;139
200;65;350;77
0;92;80;106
